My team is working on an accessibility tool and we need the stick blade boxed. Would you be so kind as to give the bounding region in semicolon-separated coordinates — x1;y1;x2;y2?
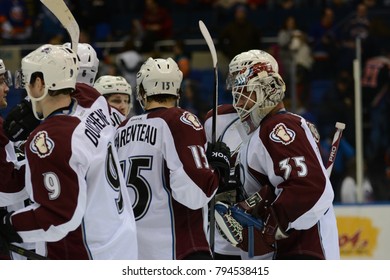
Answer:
40;0;79;52
199;20;217;67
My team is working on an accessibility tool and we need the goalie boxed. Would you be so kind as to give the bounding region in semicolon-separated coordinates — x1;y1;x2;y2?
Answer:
215;53;340;260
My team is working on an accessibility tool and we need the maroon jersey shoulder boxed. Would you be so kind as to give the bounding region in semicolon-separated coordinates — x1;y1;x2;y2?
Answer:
148;107;204;133
72;83;102;108
204;104;236;121
26;115;81;161
259;112;313;165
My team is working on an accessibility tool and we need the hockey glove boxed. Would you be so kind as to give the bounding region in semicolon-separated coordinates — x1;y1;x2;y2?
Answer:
215;201;272;257
3;99;41;142
0;209;23;246
206;141;231;187
237;185;288;245
215;185;288;257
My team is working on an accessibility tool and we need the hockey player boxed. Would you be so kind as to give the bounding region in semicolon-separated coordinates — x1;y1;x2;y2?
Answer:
114;57;231;259
205;49;279;260
0;59;36;260
94;75;133;127
215;51;340;259
0;44;137;259
3;42;100;143
0;59;27;205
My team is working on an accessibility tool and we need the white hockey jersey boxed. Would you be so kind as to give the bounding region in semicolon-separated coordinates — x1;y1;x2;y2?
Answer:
110;106;127;128
204;104;242;256
115;107;219;259
238;110;340;259
0;117;28;206
10;84;138;260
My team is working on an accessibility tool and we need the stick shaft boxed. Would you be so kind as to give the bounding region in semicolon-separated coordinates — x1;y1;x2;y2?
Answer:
9;244;48;260
199;20;218;254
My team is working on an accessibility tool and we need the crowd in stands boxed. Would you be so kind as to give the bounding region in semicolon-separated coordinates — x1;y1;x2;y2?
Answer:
1;0;390;202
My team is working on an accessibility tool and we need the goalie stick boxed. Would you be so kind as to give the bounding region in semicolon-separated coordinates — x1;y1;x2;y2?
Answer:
40;0;80;53
199;20;219;255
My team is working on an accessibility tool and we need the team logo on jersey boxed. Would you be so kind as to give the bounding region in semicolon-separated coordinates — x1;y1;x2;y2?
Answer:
30;131;55;158
180;111;203;130
307;121;320;143
269;123;295;145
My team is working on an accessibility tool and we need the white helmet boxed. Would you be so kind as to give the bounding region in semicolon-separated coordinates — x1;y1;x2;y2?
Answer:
21;44;79;119
227;49;279;90
136;57;182;108
94;75;132;96
64;42;99;86
0;59;5;75
232;61;286;134
0;59;12;86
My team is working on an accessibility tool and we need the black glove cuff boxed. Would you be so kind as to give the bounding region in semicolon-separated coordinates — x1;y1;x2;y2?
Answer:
0;211;23;244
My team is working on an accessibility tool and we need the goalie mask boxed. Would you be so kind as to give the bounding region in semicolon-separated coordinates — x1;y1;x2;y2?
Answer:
232;61;286;134
136;57;183;110
19;44;79;120
226;49;279;90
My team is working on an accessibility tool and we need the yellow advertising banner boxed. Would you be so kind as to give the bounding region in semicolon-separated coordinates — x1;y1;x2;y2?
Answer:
335;204;390;259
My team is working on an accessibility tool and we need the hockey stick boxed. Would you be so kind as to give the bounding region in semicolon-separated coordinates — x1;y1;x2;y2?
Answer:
8;244;48;260
326;122;346;177
40;0;79;53
199;20;218;144
199;20;218;255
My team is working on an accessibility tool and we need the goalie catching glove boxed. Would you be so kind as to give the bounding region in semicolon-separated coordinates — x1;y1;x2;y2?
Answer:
206;141;231;187
215;185;288;257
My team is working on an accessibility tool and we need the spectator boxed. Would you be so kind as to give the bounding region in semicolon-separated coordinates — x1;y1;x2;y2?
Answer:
219;4;261;60
339;3;371;71
308;7;339;79
289;30;313;109
173;40;191;80
0;0;32;44
340;157;374;203
34;1;66;44
172;40;201;114
115;39;144;115
277;15;299;78
361;48;390;201
116;39;144;90
140;0;173;52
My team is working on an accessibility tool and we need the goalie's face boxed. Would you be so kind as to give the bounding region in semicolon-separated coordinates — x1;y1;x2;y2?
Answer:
233;84;257;120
